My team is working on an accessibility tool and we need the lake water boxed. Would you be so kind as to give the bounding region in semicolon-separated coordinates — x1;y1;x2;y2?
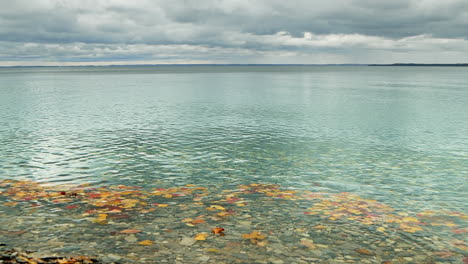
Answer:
0;66;467;263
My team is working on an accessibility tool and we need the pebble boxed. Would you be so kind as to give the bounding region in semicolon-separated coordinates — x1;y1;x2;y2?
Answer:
269;258;284;264
198;255;210;261
125;235;138;242
107;253;121;260
179;237;196;246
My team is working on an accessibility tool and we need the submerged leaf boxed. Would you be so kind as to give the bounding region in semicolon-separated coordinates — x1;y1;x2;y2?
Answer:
195;233;209;240
242;231;266;243
138;240;153;245
211;227;225;236
120;229;142;234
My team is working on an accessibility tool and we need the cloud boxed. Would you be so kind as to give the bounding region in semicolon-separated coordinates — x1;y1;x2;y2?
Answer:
0;0;467;65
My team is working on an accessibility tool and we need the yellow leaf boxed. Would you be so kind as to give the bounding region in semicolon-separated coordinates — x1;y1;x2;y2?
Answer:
242;231;266;243
93;219;108;225
402;216;418;222
138;240;153;245
97;214;108;220
182;218;194;223
209;205;226;210
195;233;209;240
313;225;326;229
377;227;386;232
157;204;169;207
206;248;221;253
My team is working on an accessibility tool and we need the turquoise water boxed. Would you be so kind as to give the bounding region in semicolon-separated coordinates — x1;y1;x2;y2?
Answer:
0;66;467;263
1;66;466;212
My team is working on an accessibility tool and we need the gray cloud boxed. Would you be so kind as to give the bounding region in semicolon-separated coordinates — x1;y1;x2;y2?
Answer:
0;0;467;65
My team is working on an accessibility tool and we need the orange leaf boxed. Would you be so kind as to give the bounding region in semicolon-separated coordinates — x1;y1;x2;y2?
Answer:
211;227;225;236
120;229;142;234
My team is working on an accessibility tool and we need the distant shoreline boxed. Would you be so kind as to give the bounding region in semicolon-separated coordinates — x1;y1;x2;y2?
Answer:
368;63;468;67
1;63;467;68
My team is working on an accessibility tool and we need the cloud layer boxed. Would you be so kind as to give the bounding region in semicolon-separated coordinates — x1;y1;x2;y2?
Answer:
1;0;467;65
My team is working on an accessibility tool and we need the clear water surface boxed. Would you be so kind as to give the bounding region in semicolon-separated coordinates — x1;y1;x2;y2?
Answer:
0;66;467;263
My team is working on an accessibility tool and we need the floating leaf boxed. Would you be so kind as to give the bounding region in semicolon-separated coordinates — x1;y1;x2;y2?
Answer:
66;205;79;209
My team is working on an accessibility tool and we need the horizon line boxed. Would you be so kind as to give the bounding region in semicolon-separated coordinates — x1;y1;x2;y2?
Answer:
1;63;468;68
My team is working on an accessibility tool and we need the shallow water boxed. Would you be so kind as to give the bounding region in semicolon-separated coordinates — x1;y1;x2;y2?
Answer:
0;66;467;263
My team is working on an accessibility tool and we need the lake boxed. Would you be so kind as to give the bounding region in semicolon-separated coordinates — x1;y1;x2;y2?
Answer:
0;66;467;263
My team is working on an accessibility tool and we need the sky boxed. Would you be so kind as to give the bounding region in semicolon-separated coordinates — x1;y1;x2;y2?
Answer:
1;0;467;66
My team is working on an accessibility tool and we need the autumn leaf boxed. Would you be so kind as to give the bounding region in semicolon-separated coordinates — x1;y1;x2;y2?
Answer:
195;233;209;240
211;227;225;236
376;226;386;232
356;248;374;256
402;216;419;223
66;205;79;209
209;205;226;211
120;229;142;234
313;225;326;229
92;213;108;224
191;219;206;224
242;231;266;243
138;240;153;245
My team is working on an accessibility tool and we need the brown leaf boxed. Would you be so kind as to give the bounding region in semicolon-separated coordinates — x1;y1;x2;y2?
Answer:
120;229;142;234
356;248;374;256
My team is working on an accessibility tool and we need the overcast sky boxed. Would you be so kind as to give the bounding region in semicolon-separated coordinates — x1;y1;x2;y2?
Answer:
1;0;467;66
